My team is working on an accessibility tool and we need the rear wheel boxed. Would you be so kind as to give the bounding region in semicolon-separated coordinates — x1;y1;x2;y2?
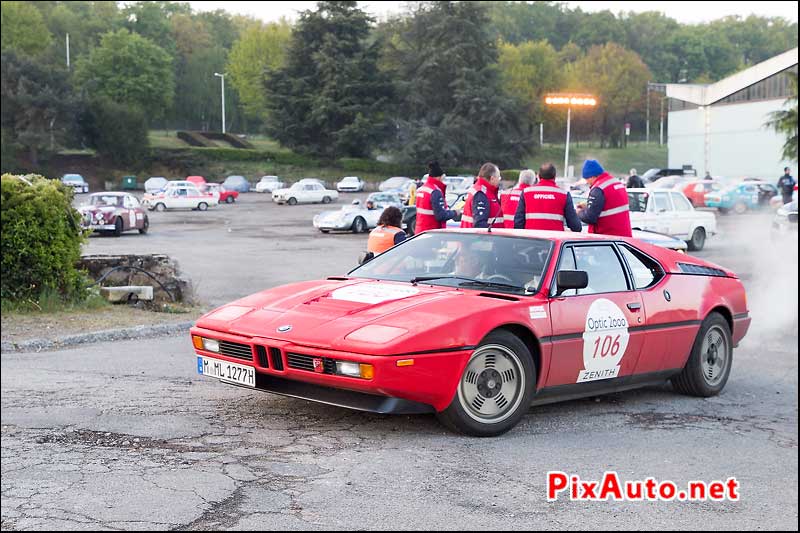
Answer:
113;217;123;237
671;312;732;397
322;196;332;204
198;202;208;211
139;216;149;234
687;227;706;251
436;330;535;437
718;207;729;215
225;196;234;204
733;201;747;214
287;197;298;206
352;217;367;234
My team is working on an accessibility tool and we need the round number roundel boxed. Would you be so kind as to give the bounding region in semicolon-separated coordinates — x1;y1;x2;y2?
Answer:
578;298;630;382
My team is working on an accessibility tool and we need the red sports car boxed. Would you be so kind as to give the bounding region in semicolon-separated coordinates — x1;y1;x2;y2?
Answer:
204;183;239;204
191;229;750;436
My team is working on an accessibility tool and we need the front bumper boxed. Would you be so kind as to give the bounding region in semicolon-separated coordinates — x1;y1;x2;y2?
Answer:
85;223;116;231
313;219;351;230
190;326;471;413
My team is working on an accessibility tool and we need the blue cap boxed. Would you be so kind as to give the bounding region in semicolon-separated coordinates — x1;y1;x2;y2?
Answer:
582;159;604;179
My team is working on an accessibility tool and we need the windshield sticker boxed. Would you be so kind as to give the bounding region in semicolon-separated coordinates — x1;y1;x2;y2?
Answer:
529;305;547;319
331;283;420;304
578;298;630;383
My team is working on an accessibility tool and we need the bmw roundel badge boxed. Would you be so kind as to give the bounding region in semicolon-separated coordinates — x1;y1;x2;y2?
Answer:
277;325;292;333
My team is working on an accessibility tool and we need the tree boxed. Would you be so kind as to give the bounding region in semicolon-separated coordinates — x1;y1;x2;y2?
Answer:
266;1;392;158
381;1;528;166
34;1;120;67
766;71;798;163
79;97;149;166
227;20;291;121
566;43;652;147
74;29;175;121
1;1;52;56
0;50;75;166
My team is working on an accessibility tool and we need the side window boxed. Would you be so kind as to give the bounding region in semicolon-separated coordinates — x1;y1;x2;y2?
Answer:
671;192;692;211
572;245;630;295
653;192;671;212
554;246;578;296
619;245;664;289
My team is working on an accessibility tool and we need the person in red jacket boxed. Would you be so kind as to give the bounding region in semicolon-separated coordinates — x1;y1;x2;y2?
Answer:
414;161;458;233
461;162;504;228
576;159;632;237
514;163;582;232
500;169;536;228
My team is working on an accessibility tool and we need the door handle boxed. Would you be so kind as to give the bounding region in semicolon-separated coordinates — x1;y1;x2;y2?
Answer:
626;302;642;311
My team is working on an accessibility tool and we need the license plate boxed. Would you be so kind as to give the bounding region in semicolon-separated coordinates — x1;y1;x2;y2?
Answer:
197;356;255;387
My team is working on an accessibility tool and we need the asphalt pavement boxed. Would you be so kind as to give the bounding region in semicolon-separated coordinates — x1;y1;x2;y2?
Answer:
1;192;797;530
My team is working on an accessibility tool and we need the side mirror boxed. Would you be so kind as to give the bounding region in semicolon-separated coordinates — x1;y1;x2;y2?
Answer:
555;270;588;296
358;251;375;265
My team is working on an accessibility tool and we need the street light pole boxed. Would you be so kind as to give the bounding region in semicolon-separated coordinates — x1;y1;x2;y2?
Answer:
564;106;571;178
214;72;226;134
646;83;650;144
659;96;665;146
545;94;597;179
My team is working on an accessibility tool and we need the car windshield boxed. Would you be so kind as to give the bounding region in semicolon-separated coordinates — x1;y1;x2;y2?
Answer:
383;177;408;188
89;195;122;207
628;191;649;212
261;176;278;182
342;177;359;183
63;175;82;182
289;183;304;190
349;232;552;295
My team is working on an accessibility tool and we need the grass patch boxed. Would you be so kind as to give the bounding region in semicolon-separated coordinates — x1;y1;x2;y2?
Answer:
149;130;191;149
1;288;109;314
525;142;667;177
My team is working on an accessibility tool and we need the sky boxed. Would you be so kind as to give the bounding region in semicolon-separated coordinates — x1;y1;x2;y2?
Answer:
186;1;799;24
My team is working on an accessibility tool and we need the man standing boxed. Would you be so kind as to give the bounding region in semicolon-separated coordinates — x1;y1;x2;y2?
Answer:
576;159;632;237
414;162;458;233
626;168;644;188
777;167;796;205
461;163;504;228
514;163;582;232
500;169;535;228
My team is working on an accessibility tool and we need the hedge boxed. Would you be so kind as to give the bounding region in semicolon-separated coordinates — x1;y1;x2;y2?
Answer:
1;174;88;303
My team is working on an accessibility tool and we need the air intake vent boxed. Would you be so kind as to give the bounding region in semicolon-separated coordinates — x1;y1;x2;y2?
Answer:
677;262;727;277
269;347;284;371
219;340;254;362
477;293;520;301
286;353;335;374
255;345;269;368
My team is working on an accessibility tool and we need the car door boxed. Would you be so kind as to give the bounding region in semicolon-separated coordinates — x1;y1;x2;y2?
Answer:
669;192;694;239
123;196;136;228
545;243;646;387
650;191;674;234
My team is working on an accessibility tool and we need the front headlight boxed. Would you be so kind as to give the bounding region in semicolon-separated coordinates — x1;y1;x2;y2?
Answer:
192;336;219;352
334;361;374;380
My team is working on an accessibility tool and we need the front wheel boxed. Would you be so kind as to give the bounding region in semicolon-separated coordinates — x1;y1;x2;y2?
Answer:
436;330;535;437
287;197;298;206
139;216;149;234
352;217;367;234
733;202;747;215
155;203;167;212
687;227;706;251
113;217;123;237
671;312;732;397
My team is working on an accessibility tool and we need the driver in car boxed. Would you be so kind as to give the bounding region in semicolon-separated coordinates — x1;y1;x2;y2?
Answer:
453;245;493;279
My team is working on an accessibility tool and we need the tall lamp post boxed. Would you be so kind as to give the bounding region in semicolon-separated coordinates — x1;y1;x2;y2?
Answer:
213;72;226;134
545;94;597;178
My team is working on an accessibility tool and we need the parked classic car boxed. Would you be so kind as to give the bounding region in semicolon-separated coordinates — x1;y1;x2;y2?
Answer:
336;176;366;192
143;183;218;211
191;229;750;436
442;176;473;195
79;192;148;236
223;175;251;193
204;183;239;204
314;193;403;233
272;181;339;205
255;176;285;193
681;179;725;207
61;174;89;194
186;175;207;189
144;177;168;194
704;181;778;214
627;189;716;251
771;200;798;239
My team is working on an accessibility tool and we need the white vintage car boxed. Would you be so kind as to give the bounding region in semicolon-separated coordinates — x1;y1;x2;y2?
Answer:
143;183;219;211
272;181;339;205
313;193;403;233
627;188;716;251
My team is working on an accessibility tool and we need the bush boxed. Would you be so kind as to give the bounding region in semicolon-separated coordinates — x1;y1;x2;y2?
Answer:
1;173;88;304
80;97;149;167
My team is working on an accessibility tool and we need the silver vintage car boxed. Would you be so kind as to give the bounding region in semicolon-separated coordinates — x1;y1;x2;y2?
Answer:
313;192;402;233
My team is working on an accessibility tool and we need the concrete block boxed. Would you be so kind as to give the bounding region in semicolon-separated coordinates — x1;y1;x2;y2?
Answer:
100;286;154;303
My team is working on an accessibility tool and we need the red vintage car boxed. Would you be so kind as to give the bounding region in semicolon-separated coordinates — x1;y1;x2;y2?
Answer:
204;183;239;204
79;192;149;236
191;229;750;436
681;179;725;207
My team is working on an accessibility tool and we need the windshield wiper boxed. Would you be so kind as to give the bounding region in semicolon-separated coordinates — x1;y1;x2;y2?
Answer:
458;280;531;292
409;275;479;284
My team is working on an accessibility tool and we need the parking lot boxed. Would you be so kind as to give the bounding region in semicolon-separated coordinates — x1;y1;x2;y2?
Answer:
2;192;797;530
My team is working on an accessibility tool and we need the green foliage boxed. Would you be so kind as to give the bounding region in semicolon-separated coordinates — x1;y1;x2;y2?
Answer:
766;72;798;163
266;1;393;158
80;98;149;167
34;1;121;66
228;20;292;121
0;1;52;55
0;50;76;166
74;29;175;121
0;173;88;303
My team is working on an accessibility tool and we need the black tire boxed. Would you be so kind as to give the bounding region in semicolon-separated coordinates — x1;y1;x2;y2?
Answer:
113;217;123;237
687;227;706;251
352;217;367;234
287;197;298;206
139;216;149;234
155;203;167;212
320;229;330;233
197;202;208;211
322;196;332;204
671;312;732;397
225;196;234;204
733;201;747;215
436;330;535;437
407;216;416;236
718;207;729;215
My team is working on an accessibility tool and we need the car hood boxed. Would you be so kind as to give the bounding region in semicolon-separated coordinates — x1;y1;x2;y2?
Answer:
195;278;516;355
79;205;117;214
